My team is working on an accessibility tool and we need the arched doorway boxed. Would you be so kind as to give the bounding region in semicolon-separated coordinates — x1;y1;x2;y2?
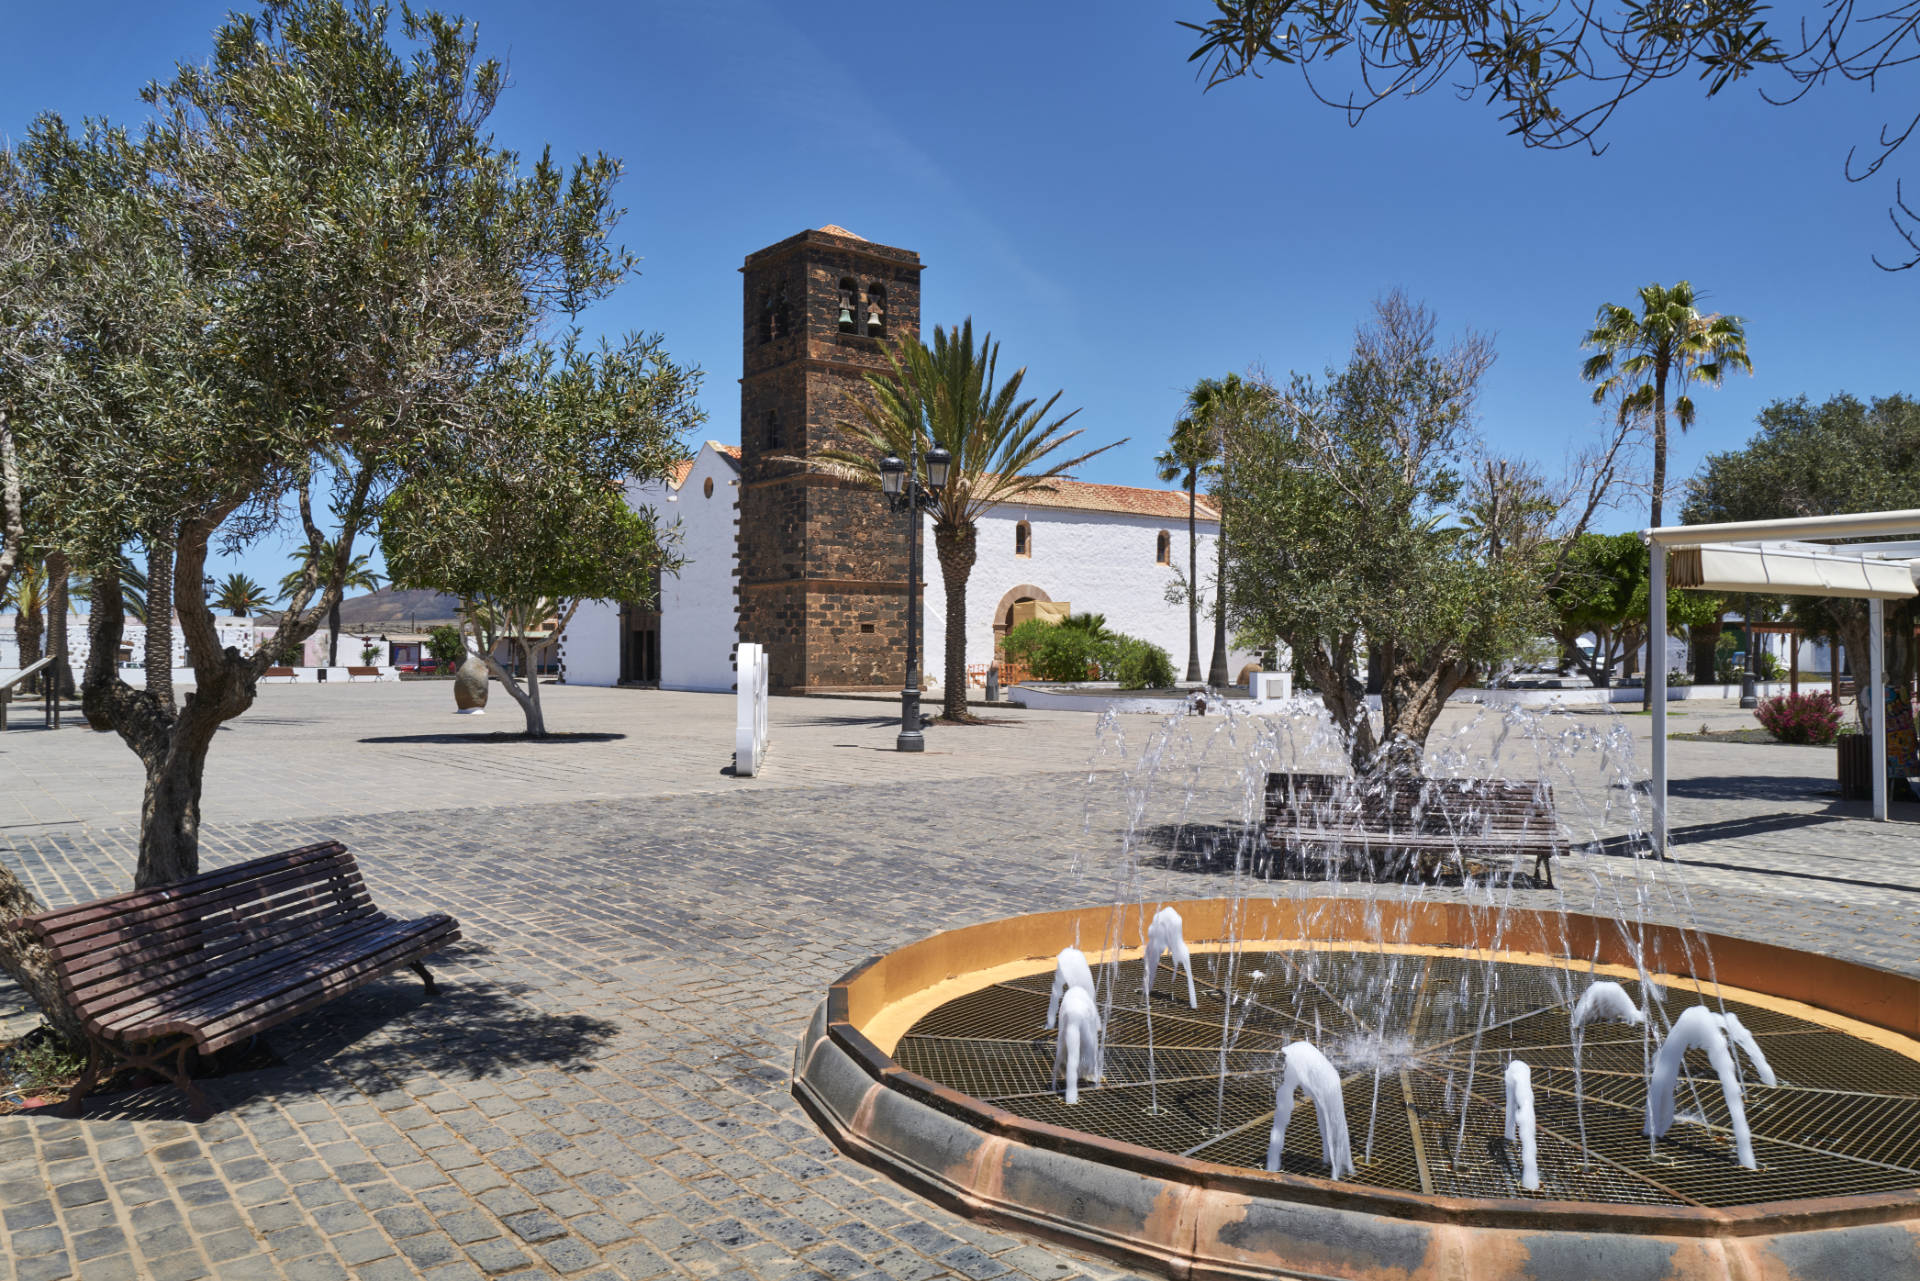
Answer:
992;583;1055;644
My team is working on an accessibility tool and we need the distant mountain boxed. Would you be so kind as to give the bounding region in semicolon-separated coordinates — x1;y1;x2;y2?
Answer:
334;588;464;631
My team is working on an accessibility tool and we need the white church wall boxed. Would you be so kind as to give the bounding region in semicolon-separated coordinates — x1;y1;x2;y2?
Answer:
922;506;1260;685
558;442;740;692
657;448;739;692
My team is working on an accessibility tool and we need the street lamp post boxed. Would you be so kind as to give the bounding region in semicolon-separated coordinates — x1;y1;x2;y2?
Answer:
878;440;951;752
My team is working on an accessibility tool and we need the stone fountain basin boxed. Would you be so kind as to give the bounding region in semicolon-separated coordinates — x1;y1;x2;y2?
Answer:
792;897;1920;1281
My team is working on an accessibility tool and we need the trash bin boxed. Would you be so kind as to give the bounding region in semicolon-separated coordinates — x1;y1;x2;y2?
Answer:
1838;732;1872;799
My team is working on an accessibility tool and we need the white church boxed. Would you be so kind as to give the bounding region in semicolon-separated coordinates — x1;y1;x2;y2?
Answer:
558;439;1236;693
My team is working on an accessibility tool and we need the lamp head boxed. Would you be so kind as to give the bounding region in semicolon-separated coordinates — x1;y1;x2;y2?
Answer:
925;445;951;489
879;454;906;497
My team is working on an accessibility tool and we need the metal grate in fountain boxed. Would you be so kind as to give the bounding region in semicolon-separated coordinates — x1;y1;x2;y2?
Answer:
895;950;1920;1207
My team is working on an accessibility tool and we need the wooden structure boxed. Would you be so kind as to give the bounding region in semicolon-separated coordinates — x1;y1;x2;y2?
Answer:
15;842;459;1119
1265;773;1562;887
345;666;385;681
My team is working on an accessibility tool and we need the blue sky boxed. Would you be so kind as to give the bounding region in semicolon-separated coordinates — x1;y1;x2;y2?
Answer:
5;0;1916;593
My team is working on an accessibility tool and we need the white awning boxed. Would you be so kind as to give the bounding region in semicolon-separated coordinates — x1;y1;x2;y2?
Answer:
1668;542;1919;599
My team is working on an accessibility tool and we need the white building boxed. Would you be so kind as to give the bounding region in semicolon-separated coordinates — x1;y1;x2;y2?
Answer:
557;440;1250;693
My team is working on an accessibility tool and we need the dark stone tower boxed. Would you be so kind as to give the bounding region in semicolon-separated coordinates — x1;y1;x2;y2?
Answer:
736;226;924;692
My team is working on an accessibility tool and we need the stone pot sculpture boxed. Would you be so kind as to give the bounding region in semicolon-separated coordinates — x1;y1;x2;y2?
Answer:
453;656;489;713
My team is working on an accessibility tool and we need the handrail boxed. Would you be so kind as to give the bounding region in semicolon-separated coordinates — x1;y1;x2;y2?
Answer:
0;653;56;695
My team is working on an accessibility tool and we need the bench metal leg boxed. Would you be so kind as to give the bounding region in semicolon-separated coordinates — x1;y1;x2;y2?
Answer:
60;1042;104;1118
409;961;439;995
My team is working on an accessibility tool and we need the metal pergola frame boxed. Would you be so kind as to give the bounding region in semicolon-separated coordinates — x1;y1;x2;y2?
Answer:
1644;509;1920;852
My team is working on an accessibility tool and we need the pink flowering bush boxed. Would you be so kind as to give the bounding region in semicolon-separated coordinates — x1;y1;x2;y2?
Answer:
1754;692;1843;745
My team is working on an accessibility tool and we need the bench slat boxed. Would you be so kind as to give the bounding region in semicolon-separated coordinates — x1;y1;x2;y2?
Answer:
24;843;349;931
55;876;377;984
70;896;389;1023
124;918;460;1053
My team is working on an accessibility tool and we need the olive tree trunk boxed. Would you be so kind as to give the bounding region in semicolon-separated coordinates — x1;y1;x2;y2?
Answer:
934;521;976;721
0;869;84;1044
480;637;549;737
12;590;40;694
145;537;175;707
46;550;73;698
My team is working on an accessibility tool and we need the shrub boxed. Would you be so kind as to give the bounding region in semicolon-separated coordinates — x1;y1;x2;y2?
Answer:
1030;626;1110;681
1755;691;1843;745
427;624;467;666
1115;640;1176;690
1757;650;1785;681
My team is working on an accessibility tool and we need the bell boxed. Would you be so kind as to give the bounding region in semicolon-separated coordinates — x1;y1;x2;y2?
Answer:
838;303;855;328
866;307;882;330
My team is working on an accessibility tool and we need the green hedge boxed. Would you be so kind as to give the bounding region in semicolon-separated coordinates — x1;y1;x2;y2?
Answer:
1001;616;1176;689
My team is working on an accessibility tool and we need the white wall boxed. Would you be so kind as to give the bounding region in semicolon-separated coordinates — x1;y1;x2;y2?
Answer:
922;505;1260;684
558;442;741;693
658;448;740;692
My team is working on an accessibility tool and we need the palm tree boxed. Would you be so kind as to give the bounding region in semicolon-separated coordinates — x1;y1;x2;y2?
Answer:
2;557;47;693
211;572;272;618
1580;282;1753;529
280;543;382;666
823;319;1118;721
1155;415;1214;683
1184;374;1275;687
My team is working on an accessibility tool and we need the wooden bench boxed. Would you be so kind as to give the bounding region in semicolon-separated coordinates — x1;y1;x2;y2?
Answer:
262;666;298;682
1266;772;1563;887
346;666;384;681
14;841;459;1119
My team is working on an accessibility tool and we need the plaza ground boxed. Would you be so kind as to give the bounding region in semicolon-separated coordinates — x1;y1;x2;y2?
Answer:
0;683;1914;1281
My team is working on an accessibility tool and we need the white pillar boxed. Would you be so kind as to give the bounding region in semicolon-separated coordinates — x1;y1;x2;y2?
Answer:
1650;541;1667;855
1870;596;1888;822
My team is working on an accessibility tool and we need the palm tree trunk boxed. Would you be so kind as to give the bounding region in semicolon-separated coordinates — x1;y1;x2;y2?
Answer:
145;537;174;705
14;594;42;695
1207;494;1229;687
328;600;341;667
1185;475;1201;683
46;551;73;698
935;521;977;721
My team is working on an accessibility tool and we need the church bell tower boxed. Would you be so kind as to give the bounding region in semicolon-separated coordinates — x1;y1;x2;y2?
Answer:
735;226;925;691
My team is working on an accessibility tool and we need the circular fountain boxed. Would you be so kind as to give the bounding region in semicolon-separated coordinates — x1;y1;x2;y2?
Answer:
796;896;1920;1280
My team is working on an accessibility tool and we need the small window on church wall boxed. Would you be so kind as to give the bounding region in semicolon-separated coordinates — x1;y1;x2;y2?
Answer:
837;278;858;333
766;409;783;450
866;283;887;337
703;477;714;499
1156;531;1171;565
772;283;791;340
757;289;772;345
1014;521;1031;558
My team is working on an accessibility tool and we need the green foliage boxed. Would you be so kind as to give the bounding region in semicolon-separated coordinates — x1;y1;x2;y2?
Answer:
1757;650;1785;681
1001;614;1171;687
1;1023;86;1098
1581;281;1752;526
380;332;700;733
815;319;1111;720
1115;639;1176;690
211;573;271;617
1226;293;1551;768
1756;692;1843;745
426;624;465;666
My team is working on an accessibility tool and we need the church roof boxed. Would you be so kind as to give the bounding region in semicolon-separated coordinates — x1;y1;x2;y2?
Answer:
1003;478;1219;522
816;224;865;240
668;443;742;489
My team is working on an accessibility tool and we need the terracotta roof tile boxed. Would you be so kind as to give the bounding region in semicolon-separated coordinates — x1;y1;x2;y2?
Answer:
998;478;1217;522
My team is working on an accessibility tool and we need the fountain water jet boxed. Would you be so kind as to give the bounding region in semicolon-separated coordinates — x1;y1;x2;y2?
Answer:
1052;986;1102;1105
1266;1041;1354;1179
1646;1006;1773;1170
1046;947;1095;1030
1143;906;1196;1008
1504;1059;1540;1191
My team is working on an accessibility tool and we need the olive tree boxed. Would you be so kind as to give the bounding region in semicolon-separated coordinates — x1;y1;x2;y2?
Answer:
381;334;700;736
16;0;635;889
1225;292;1624;774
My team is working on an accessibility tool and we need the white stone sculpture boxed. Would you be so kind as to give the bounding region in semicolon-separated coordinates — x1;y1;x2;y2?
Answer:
1052;986;1103;1105
1504;1060;1541;1191
1265;1042;1354;1179
1047;947;1096;1031
1646;1005;1776;1169
1571;980;1645;1029
1143;906;1197;1009
734;642;770;777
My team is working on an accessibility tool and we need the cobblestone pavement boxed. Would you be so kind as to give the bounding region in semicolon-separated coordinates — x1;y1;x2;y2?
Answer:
0;687;1915;1281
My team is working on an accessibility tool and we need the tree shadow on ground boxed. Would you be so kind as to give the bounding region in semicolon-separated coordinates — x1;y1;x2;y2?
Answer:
357;731;626;744
38;949;620;1124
